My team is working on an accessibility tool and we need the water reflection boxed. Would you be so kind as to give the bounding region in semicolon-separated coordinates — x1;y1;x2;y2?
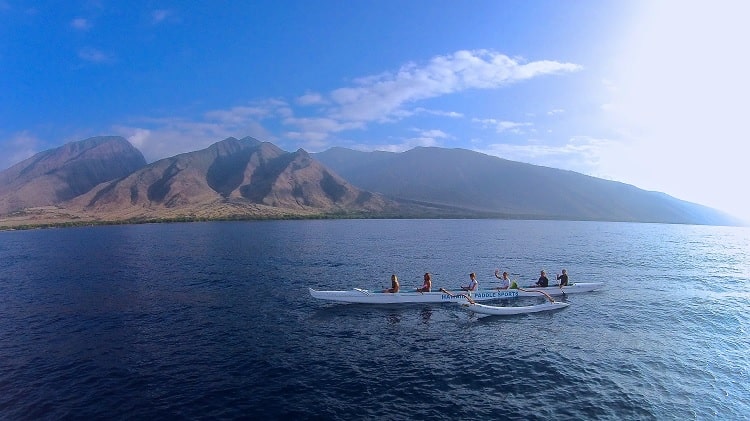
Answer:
420;307;432;323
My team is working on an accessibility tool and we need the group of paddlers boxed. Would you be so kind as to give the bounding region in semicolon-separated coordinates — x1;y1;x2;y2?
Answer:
383;269;569;293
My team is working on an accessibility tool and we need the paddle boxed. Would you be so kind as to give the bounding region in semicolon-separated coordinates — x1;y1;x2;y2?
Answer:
557;272;567;297
439;288;476;304
518;287;557;303
513;278;557;303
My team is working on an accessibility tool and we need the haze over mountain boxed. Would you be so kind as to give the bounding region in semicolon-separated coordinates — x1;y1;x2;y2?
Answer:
0;136;146;215
0;135;741;228
314;147;739;226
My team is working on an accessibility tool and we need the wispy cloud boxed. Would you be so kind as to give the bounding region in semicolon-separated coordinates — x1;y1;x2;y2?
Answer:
151;9;174;24
473;118;532;134
547;109;564;116
114;101;285;162
413;107;464;118
112;49;581;160
415;129;449;139
78;47;115;64
115;117;275;163
322;50;580;126
0;131;41;170
354;136;441;153
482;136;618;175
70;17;91;31
296;92;327;106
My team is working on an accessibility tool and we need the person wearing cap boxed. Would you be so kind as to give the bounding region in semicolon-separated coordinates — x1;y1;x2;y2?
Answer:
461;272;479;291
556;269;569;287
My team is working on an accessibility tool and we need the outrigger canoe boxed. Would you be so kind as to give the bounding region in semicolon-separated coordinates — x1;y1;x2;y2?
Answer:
308;282;602;304
461;300;570;316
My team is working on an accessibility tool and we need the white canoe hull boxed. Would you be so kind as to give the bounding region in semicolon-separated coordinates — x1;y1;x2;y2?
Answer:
308;282;602;304
462;301;570;316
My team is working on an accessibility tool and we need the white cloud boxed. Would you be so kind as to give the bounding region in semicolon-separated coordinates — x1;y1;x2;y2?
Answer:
324;50;581;125
296;92;326;106
282;117;364;137
113;105;278;162
107;50;581;167
204;105;272;124
71;18;91;30
473;118;532;134
125;128;151;149
413;107;464;118
151;9;173;24
482;136;618;175
78;48;114;64
416;129;449;139
355;136;440;153
547;109;564;116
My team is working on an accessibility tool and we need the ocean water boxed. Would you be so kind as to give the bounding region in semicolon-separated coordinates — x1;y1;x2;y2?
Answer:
0;219;748;420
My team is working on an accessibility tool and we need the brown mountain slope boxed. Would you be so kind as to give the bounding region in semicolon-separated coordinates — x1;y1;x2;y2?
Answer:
66;137;393;220
0;136;146;215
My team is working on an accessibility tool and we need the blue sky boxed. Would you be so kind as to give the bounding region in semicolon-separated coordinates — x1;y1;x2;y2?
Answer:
2;1;749;222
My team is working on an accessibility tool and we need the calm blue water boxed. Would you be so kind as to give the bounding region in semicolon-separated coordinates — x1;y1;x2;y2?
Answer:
1;220;748;420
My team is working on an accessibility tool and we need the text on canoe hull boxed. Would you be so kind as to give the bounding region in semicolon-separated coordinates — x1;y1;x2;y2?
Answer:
440;291;519;300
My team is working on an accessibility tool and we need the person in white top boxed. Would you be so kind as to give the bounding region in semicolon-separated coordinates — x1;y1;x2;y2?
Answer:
494;270;511;290
461;272;479;291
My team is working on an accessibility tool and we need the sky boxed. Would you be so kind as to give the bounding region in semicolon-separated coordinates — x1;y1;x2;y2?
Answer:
1;0;749;223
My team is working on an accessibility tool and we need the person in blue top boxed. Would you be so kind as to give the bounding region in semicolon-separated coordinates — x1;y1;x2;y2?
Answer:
461;272;479;291
534;270;549;287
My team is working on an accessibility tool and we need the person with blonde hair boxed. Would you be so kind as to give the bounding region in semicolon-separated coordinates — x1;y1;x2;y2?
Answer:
383;274;400;293
416;273;431;293
461;272;479;291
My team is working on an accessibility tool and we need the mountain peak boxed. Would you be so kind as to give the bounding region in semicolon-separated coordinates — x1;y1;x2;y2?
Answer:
0;136;146;214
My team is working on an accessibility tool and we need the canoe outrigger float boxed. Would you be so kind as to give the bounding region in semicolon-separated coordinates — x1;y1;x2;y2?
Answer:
308;282;603;304
461;300;570;316
438;288;570;316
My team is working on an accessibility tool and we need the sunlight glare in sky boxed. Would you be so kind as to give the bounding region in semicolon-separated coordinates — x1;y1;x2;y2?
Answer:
602;1;750;222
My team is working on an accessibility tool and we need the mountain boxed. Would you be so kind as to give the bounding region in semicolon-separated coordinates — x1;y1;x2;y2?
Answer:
0;136;146;215
65;137;392;220
313;146;739;225
1;136;740;228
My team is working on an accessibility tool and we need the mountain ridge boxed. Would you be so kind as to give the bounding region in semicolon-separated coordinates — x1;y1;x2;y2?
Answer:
0;136;742;228
65;136;393;220
313;146;740;226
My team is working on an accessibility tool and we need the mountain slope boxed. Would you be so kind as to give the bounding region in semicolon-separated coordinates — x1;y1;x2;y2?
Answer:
0;136;146;215
314;146;737;225
68;137;392;219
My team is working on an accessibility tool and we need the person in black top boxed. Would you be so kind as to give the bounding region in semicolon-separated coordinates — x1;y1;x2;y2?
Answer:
557;269;569;287
534;270;549;287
